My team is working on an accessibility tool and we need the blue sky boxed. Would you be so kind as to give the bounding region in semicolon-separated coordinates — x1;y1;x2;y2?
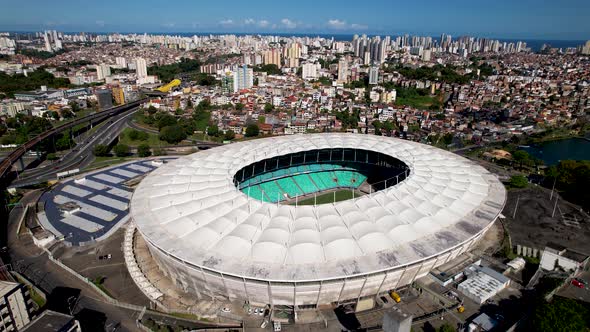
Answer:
1;0;589;40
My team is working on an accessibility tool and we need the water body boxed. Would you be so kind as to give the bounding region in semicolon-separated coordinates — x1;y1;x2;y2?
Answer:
521;138;590;166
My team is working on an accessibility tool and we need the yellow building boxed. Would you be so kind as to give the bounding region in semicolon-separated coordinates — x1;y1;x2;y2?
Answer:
112;87;125;105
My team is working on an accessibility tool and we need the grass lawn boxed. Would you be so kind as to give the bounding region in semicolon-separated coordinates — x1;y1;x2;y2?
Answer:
118;127;168;147
295;189;362;205
53;109;95;128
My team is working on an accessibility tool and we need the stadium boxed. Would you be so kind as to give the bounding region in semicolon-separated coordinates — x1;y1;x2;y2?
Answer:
129;133;506;309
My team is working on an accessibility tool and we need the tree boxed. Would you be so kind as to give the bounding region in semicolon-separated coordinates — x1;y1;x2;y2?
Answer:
155;113;177;130
93;144;109;157
207;125;219;137
159;125;187;144
113;144;129;157
438;323;456;332
235;103;245;111
224;130;235;141
509;175;528;188
137;144;152;157
245;124;259;137
512;150;531;168
264;103;274;112
532;297;589;332
69;101;81;113
55;133;74;151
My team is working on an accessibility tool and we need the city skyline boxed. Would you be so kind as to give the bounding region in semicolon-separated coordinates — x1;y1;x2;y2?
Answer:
1;0;589;40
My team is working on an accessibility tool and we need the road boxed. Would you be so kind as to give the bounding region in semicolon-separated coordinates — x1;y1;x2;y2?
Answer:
6;191;142;331
10;108;139;187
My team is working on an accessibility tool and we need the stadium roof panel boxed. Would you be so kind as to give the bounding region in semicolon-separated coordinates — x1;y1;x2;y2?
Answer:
131;134;506;282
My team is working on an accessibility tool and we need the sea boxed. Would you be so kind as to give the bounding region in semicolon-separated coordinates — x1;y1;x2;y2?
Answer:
149;32;586;52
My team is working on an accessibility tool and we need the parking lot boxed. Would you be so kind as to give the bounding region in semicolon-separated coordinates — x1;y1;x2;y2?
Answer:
38;158;175;245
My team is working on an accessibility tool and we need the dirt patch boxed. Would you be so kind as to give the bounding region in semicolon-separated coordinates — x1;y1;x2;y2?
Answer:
502;186;590;254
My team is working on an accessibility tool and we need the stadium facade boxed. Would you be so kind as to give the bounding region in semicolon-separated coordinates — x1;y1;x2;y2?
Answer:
130;134;505;308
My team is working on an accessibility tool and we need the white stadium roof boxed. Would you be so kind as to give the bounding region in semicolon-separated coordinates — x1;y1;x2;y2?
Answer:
131;134;505;282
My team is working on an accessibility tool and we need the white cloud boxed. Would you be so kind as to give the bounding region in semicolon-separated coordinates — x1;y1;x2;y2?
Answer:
327;19;347;29
95;20;105;27
258;20;269;28
244;18;256;25
162;22;175;28
351;23;368;30
219;19;234;26
281;18;297;29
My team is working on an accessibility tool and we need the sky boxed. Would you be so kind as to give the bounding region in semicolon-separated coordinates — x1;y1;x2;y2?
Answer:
1;0;589;40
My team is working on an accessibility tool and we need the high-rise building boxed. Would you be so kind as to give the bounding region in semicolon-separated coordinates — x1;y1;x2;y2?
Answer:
43;31;52;52
302;62;320;80
221;71;234;94
96;64;111;80
0;281;33;331
95;89;113;110
112;86;125;105
582;40;590;55
263;49;281;68
115;57;127;68
135;57;148;78
337;60;348;83
233;65;254;92
369;66;379;85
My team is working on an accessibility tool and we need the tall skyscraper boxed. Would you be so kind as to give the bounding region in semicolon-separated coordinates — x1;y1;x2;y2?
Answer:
115;57;127;68
135;57;148;78
582;40;590;55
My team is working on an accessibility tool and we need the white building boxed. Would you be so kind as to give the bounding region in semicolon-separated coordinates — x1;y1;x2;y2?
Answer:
540;245;589;272
457;265;510;304
96;64;111;80
369;66;379;85
135;57;148;78
302;63;320;80
232;65;254;92
0;281;33;331
115;57;127;68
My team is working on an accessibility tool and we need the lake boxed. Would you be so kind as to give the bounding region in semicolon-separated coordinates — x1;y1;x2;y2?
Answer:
521;137;590;166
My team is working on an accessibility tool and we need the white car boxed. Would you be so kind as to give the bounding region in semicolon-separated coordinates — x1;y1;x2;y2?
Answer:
221;307;231;313
260;319;269;328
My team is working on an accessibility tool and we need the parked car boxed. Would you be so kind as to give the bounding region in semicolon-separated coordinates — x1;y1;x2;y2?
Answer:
572;279;585;288
221;307;231;313
273;321;282;331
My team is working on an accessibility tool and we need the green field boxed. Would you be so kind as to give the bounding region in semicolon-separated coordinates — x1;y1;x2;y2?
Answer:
118;127;168;147
294;189;362;205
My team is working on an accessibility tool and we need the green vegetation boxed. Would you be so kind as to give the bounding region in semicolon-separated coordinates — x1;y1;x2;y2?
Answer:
437;323;456;332
141;317;192;332
332;108;360;130
137;144;152;157
113;144;129;157
392;86;442;110
253;64;282;75
18;48;66;59
531;296;590;332
245;124;259;137
0;69;71;98
92;144;110;157
91;276;112;297
191;72;217;86
148;58;201;82
509;175;529;188
119;128;166;147
313;76;332;86
224;130;235;141
545;160;590;211
204;53;241;64
159;125;187;144
296;190;361;205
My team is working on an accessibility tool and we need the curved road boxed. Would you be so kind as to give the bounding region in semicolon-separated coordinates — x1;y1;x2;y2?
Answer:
11;108;139;187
